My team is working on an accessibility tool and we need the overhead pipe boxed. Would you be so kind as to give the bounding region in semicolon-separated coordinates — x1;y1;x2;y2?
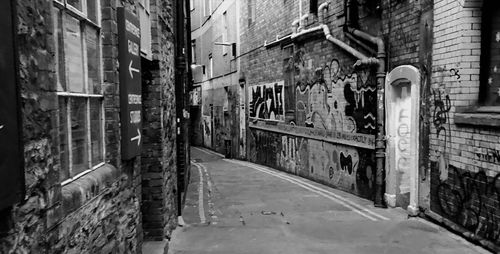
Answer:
344;0;387;208
316;2;378;67
291;2;377;67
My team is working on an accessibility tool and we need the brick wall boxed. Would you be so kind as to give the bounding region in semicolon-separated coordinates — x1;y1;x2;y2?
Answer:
429;0;500;249
240;0;382;199
141;0;178;241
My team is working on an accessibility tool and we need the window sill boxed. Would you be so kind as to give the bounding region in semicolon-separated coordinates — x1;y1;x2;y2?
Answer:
454;106;500;128
61;163;120;214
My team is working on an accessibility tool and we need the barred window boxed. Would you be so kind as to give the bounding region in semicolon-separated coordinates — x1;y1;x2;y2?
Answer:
53;0;104;185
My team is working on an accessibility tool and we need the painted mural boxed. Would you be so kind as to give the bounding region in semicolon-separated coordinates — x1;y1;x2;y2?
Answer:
249;81;285;121
293;51;377;135
249;129;374;198
248;47;377;199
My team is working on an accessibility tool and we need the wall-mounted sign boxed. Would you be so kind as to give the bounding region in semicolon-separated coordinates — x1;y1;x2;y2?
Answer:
0;0;24;209
118;7;142;160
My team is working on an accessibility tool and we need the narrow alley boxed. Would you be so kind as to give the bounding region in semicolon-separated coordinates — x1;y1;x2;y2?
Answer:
167;147;487;254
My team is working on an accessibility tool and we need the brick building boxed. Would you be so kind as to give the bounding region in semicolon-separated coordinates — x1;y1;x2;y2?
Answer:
0;0;191;253
230;0;499;251
189;0;244;158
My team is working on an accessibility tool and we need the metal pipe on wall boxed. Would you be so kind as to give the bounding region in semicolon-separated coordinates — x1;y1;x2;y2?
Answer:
345;0;387;208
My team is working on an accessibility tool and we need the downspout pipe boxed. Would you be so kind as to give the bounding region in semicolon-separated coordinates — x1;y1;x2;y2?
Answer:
291;19;300;34
345;0;387;208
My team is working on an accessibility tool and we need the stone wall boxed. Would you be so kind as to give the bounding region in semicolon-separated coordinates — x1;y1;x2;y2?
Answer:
0;0;179;253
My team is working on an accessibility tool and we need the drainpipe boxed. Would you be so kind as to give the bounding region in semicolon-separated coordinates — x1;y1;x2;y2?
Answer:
291;19;300;34
299;0;303;28
345;0;387;208
315;2;377;67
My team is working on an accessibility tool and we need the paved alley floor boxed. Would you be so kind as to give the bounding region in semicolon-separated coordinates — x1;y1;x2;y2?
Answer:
167;147;490;254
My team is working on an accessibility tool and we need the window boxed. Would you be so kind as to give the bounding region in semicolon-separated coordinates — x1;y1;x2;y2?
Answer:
192;40;197;63
209;55;213;78
139;0;152;58
248;0;256;27
310;0;318;15
190;0;194;11
222;11;228;55
53;0;105;185
479;0;500;106
203;0;209;17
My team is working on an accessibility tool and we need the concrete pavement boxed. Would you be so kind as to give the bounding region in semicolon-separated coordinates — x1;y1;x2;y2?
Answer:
166;147;490;254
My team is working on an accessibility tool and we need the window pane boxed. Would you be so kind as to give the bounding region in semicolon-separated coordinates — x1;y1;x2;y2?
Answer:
64;15;85;93
87;0;98;24
70;97;89;176
54;8;66;91
86;25;101;94
485;6;500;105
90;98;103;166
67;0;82;12
59;97;70;180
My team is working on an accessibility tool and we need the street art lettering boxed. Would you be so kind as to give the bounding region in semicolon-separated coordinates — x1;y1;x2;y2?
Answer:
396;108;411;193
249;81;285;121
449;68;461;80
432;90;451;138
431;66;459;185
434;164;500;244
249;122;375;149
476;148;500;164
280;136;307;174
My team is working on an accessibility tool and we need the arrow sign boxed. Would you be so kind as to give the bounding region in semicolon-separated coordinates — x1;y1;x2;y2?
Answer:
129;60;140;79
130;128;141;146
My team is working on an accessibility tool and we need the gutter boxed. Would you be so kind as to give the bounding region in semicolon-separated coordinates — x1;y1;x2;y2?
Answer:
345;0;387;208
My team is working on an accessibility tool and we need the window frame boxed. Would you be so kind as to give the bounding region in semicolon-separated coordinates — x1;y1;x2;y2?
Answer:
192;39;197;63
53;0;106;186
222;11;228;55
209;54;213;78
478;0;499;106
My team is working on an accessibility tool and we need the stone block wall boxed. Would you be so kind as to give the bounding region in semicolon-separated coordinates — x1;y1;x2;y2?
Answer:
0;0;179;253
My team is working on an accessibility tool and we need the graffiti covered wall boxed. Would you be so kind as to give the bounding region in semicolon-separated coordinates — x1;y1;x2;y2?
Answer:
248;128;375;198
247;46;377;199
426;0;500;250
